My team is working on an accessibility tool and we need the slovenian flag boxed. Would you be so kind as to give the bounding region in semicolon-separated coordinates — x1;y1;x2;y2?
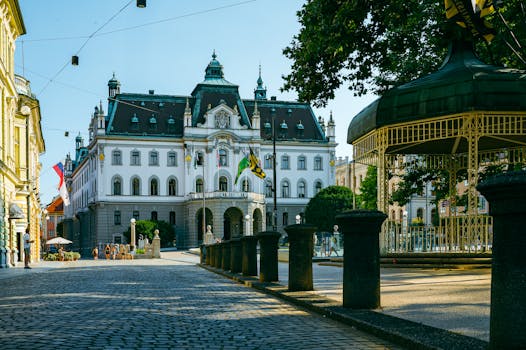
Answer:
53;162;70;206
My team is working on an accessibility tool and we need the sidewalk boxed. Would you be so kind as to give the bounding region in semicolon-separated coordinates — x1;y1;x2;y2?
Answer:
199;258;491;350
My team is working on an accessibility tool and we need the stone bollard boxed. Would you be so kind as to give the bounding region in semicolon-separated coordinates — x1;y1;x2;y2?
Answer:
257;231;281;282
230;238;242;273
152;229;161;258
205;245;211;265
477;171;526;349
336;210;387;309
284;224;317;291
214;242;223;268
222;240;231;271
241;235;258;276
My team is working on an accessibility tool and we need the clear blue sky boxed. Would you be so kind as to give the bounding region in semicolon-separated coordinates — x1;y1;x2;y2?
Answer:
15;0;376;206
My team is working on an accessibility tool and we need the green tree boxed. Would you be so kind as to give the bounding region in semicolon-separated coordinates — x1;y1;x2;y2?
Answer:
123;220;175;248
305;185;354;232
282;0;526;107
358;166;377;209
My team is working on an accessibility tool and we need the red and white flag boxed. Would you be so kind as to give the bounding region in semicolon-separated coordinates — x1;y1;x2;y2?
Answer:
53;162;70;206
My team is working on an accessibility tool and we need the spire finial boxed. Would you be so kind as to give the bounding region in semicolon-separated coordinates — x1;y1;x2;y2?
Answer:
212;49;216;60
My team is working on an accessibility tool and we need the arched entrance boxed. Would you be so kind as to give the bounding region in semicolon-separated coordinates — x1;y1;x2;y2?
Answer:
224;207;243;240
252;208;263;235
196;208;213;243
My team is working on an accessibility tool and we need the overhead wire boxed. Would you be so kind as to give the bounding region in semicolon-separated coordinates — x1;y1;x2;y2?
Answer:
36;0;134;96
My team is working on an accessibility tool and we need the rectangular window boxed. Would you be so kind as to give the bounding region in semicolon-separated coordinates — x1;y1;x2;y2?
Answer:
133;211;140;221
114;211;121;225
151;211;158;221
169;211;176;225
298;156;306;170
131;151;141;166
167;152;177;166
282;212;288;226
281;156;289;170
314;157;323;170
149;152;159;166
112;151;122;165
264;155;273;169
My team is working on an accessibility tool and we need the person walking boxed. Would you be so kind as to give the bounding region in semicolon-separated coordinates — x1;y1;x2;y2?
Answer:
92;246;99;260
104;244;111;260
23;227;34;269
328;236;339;257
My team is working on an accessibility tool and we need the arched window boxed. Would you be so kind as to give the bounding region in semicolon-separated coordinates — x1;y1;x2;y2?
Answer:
265;180;273;198
196;178;203;193
297;156;306;170
219;176;228;192
150;178;159;196
132;177;141;195
112;177;122;195
282;180;290;198
315;181;322;194
219;149;228;167
168;178;177;196
298;180;306;198
417;208;424;218
149;151;159;166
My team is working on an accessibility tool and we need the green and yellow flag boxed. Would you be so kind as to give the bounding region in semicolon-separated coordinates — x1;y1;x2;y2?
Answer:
235;155;250;185
249;147;266;180
444;0;495;42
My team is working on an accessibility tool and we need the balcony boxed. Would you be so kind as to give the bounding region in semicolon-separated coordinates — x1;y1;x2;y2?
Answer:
188;191;265;202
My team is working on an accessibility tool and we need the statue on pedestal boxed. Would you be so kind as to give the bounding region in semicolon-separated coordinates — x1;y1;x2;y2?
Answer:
204;225;215;245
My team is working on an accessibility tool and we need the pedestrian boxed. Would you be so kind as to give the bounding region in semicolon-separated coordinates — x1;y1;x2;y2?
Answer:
58;246;65;261
104;244;111;260
23;227;34;269
111;244;117;260
92;246;99;259
329;236;339;257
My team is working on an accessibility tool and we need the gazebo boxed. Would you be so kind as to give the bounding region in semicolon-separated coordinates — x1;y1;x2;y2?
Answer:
348;39;526;254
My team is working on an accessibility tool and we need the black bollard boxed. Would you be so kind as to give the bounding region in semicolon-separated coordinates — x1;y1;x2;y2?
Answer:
336;210;387;309
214;242;223;269
230;238;242;273
222;240;231;271
200;244;206;264
209;244;215;267
284;224;317;291
241;235;258;276
257;231;281;282
205;245;211;265
477;171;526;349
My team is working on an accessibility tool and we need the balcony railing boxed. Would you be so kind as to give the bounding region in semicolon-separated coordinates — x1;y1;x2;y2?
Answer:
187;191;265;202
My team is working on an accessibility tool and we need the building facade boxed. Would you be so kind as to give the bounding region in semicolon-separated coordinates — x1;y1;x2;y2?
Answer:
1;1;45;268
63;54;336;255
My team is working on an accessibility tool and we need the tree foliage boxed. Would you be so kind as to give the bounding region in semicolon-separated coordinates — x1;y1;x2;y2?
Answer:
282;0;526;107
305;185;354;232
358;165;378;209
123;220;175;248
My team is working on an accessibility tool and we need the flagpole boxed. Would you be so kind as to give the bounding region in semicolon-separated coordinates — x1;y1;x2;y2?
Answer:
202;153;206;241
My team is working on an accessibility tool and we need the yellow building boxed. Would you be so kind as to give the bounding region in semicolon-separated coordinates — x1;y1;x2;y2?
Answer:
0;1;45;268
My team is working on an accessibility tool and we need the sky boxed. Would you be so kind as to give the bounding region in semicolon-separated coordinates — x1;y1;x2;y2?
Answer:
15;0;377;206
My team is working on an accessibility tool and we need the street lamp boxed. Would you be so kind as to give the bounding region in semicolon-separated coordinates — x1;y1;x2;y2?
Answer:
130;218;136;252
245;214;251;236
295;214;301;224
271;108;278;231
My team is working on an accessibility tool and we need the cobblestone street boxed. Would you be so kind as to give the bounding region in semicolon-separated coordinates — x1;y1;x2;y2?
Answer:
0;252;401;350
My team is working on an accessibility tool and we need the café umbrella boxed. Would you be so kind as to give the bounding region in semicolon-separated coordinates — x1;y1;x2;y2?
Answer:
45;237;72;245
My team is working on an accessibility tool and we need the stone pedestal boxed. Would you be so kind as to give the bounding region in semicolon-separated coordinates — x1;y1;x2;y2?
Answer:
241;235;258;276
205;245;211;265
152;230;161;259
284;224;317;291
221;240;231;271
230;238;242;273
214;242;223;268
477;171;526;349
336;210;387;309
257;231;281;282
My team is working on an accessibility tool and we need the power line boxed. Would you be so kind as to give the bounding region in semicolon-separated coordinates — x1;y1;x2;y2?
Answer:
20;0;256;43
36;1;134;96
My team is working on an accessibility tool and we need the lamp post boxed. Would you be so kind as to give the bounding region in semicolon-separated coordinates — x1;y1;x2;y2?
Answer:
271;108;278;231
130;218;136;252
245;214;251;236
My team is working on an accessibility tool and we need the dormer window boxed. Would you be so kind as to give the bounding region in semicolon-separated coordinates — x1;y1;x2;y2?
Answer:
167;115;176;134
131;113;139;131
296;120;304;137
264;121;272;136
280;120;288;138
149;115;157;130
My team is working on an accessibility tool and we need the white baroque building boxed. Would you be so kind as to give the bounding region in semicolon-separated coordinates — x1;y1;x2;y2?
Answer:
62;54;336;255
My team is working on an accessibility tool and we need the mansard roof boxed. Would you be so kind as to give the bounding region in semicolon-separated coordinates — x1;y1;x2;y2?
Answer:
104;54;327;142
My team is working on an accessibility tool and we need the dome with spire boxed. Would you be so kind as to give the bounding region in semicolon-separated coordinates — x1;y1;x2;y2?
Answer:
200;51;236;87
254;65;267;100
108;72;120;88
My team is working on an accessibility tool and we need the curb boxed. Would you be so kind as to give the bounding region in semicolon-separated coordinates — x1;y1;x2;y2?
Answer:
199;263;488;350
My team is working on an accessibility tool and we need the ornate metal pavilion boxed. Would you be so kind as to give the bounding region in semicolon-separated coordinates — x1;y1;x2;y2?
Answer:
348;40;526;254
